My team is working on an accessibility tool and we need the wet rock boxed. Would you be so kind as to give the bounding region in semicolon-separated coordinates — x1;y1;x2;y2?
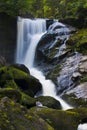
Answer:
79;56;87;73
62;93;87;108
72;72;81;78
46;19;54;29
67;26;76;34
36;101;43;107
47;21;70;35
80;55;87;62
67;29;87;54
11;64;30;74
35;21;71;66
66;82;87;99
72;72;82;81
36;96;61;109
57;53;81;93
57;49;71;59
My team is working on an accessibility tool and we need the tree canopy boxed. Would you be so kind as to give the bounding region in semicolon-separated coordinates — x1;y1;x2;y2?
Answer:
0;0;87;21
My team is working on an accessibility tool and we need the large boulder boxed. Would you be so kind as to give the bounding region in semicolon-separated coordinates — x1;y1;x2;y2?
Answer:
36;96;61;109
30;107;87;130
11;64;30;74
21;93;36;108
0;97;87;130
0;97;54;130
0;65;42;97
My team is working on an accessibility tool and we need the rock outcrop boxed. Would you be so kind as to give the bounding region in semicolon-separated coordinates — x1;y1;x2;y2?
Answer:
0;13;17;63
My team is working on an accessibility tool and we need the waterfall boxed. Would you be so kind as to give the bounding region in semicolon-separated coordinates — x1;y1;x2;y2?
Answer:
16;17;72;110
78;123;87;130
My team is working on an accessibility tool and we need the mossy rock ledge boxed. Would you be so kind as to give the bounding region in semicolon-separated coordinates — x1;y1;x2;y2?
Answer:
0;97;87;130
0;65;42;97
67;28;87;54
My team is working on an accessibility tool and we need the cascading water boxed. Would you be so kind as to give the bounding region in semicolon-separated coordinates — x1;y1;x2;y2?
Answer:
16;17;72;110
78;123;87;130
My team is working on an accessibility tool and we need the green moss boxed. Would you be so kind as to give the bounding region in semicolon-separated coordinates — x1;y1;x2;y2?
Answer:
0;66;29;86
0;88;21;102
4;80;18;89
0;65;41;97
62;94;87;108
81;75;87;82
21;92;36;108
0;86;36;108
48;48;58;60
36;96;61;109
46;123;54;130
25;115;33;120
46;64;60;84
0;97;87;130
29;107;80;130
67;29;87;54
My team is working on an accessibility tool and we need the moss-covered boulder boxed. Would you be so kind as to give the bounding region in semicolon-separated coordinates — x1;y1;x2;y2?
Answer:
0;66;42;97
29;107;87;130
0;87;36;109
0;97;54;130
0;88;21;102
67;28;87;54
0;97;87;130
21;93;36;108
36;96;61;109
11;64;30;74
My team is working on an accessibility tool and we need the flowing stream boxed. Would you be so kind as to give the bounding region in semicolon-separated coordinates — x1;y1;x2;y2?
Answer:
16;17;72;110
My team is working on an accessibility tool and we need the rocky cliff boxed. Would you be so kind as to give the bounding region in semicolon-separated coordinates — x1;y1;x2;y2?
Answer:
0;13;17;63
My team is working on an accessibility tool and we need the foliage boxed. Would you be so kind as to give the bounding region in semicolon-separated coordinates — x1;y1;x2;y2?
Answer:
0;0;32;16
0;0;87;23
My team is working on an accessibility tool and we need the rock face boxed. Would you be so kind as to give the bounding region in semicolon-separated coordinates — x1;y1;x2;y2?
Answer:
79;55;87;73
35;24;87;109
0;13;17;63
67;82;87;99
35;21;74;75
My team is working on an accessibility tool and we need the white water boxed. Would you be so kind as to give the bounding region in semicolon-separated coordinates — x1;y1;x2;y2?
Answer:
78;123;87;130
16;17;72;110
